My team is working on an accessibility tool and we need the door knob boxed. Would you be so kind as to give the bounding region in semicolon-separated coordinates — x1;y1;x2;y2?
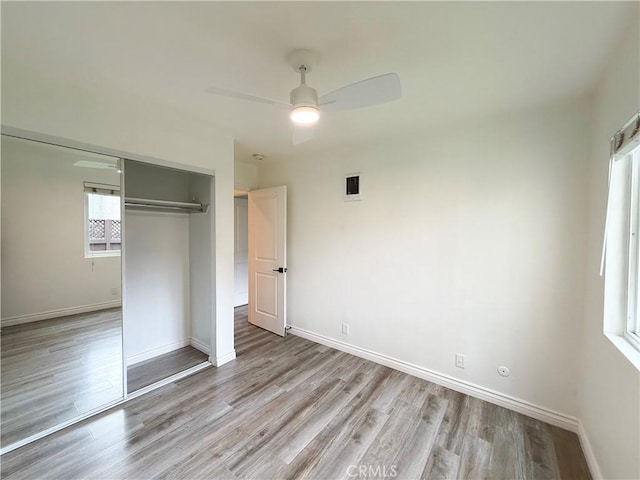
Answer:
272;267;287;273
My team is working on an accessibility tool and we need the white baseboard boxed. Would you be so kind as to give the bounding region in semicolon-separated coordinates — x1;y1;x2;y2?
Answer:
127;338;190;366
190;337;211;355
577;420;603;479
211;349;236;367
1;301;122;327
289;326;580;433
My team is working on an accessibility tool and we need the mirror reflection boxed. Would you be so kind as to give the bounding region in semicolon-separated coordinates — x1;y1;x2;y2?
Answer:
1;135;123;448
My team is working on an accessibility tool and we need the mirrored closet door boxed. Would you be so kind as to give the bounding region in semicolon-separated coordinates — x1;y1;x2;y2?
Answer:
1;135;124;449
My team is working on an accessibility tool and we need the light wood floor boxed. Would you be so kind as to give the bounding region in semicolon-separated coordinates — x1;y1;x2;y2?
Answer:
0;306;591;479
0;309;123;448
127;346;208;393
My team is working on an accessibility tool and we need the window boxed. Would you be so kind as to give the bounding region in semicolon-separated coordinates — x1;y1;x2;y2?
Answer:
602;113;640;362
84;183;120;257
626;146;640;349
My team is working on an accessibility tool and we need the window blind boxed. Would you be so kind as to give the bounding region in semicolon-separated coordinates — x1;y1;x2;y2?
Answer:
83;182;120;195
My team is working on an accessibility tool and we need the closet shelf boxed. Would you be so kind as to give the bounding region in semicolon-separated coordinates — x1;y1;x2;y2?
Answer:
124;197;208;213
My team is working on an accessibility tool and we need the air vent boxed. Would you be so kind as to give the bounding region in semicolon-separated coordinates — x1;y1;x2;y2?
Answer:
344;174;362;201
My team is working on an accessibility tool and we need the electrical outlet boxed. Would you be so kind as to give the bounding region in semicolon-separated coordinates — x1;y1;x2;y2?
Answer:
342;323;350;335
455;353;465;369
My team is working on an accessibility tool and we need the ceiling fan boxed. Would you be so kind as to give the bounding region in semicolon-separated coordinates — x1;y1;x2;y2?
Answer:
205;49;402;145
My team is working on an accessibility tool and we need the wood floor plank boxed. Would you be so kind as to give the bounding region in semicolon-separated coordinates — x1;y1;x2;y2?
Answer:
549;425;593;480
422;445;461;480
370;369;411;414
0;307;593;480
1;308;123;447
158;456;238;480
456;433;493;480
436;389;476;455
275;362;386;465
357;399;424;474
221;376;350;470
0;425;94;479
308;407;389;480
276;365;396;480
127;345;208;393
489;426;526;480
522;414;562;480
391;394;448;480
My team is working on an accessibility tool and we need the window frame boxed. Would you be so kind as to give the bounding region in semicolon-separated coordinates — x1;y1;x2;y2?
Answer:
625;147;640;350
84;187;121;259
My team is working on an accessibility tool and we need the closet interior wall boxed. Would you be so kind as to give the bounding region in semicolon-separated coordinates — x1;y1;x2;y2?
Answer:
123;160;213;377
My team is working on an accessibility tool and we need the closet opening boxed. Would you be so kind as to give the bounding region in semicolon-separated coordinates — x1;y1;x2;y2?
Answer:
123;159;214;394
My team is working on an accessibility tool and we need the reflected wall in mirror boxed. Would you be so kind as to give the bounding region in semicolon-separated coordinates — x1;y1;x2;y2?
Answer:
0;135;124;449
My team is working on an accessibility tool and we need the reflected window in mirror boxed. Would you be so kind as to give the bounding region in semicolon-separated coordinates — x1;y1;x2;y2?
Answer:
84;183;121;258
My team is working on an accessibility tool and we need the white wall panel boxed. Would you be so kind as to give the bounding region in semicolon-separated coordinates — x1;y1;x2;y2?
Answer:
258;98;591;418
579;13;640;479
124;211;190;364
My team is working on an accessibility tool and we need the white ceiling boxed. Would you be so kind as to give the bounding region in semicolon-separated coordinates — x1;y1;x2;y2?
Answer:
1;2;634;163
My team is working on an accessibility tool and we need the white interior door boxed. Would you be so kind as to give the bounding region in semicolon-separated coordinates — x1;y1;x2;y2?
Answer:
248;186;287;336
233;197;248;307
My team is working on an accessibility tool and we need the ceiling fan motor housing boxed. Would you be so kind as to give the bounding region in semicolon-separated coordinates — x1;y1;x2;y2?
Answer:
290;84;318;109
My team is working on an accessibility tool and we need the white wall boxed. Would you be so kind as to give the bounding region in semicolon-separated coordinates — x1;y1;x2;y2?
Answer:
189;173;214;352
123;160;215;356
259;97;592;418
235;161;258;191
124;211;190;364
1;136;121;325
1;59;236;365
125;160;192;202
579;14;640;480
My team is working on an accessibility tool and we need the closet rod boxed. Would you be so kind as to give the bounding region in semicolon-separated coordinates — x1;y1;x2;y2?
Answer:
124;197;208;213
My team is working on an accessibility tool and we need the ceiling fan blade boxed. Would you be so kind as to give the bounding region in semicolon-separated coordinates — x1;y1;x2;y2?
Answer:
73;160;117;169
205;86;291;108
318;73;401;112
292;125;315;145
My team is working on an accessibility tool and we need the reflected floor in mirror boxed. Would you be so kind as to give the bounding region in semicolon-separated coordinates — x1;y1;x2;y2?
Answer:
127;346;208;393
0;308;123;447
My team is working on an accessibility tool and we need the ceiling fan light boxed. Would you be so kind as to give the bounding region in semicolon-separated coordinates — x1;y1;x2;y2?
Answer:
290;106;319;125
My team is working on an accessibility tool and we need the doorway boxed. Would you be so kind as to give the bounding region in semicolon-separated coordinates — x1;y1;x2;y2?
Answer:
234;195;249;307
234;186;287;348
